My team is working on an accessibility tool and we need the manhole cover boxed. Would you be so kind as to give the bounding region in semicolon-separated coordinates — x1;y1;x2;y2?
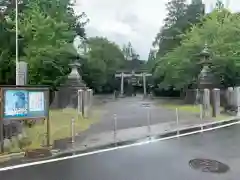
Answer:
189;159;229;173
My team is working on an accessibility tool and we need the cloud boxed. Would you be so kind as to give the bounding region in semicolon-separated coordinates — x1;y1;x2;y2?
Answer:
75;0;240;60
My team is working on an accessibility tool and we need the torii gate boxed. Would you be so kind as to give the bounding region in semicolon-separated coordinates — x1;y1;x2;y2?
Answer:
115;71;152;97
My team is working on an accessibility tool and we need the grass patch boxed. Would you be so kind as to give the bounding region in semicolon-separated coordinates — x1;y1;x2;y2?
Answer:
3;108;100;152
162;104;201;113
161;103;231;121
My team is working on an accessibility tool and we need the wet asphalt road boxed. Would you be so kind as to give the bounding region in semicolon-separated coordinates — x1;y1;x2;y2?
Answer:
74;96;180;145
1;124;240;180
85;96;197;135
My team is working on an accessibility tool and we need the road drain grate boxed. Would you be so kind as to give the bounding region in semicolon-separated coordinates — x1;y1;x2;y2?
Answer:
189;159;229;173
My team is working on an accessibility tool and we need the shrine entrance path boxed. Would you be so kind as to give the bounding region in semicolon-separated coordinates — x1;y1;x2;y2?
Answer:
74;95;210;143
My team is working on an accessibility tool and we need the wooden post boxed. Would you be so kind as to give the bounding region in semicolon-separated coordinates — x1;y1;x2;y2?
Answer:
0;88;4;153
46;89;50;147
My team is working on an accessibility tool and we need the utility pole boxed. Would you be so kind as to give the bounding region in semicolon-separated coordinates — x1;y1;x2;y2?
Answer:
15;0;19;85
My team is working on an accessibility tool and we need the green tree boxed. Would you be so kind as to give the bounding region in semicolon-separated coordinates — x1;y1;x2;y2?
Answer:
153;0;204;57
18;0;76;88
0;0;19;84
154;9;240;89
153;0;187;57
0;0;87;90
81;37;125;92
147;49;156;73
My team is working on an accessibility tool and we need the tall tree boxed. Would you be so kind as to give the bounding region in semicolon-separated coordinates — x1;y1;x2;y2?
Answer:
153;0;187;56
147;49;156;73
153;0;204;57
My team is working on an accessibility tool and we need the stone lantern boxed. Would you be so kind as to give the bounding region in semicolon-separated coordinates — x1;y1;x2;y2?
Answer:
198;43;215;89
66;59;84;86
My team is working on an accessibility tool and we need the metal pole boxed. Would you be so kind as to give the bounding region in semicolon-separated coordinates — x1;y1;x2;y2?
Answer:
46;90;50;147
176;108;179;136
113;114;117;143
200;104;203;132
0;121;3;153
82;90;85;117
0;89;4;152
147;107;151;137
200;104;203;120
143;73;147;97
71;118;75;143
15;0;19;85
237;106;240;117
120;73;124;96
113;90;116;100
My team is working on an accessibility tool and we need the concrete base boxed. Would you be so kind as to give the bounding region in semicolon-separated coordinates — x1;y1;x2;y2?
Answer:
119;94;125;98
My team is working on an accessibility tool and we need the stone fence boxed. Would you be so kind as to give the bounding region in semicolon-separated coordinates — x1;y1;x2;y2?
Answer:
50;88;93;118
185;87;240;117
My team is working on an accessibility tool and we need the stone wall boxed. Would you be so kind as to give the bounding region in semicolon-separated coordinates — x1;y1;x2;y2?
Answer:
184;89;196;104
220;89;228;108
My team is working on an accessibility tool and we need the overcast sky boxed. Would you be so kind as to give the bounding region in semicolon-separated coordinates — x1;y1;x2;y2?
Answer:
74;0;238;60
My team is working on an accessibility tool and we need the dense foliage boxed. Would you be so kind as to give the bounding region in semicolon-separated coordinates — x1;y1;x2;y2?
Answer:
153;0;204;57
151;0;240;90
81;37;125;92
0;0;146;93
0;0;87;90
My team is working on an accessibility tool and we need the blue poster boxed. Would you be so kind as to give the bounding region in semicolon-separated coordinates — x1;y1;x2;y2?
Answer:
4;90;28;119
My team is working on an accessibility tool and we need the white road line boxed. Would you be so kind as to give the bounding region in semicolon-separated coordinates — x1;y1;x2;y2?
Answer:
0;120;239;172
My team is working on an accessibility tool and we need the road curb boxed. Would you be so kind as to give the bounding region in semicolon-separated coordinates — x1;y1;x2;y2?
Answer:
51;117;240;158
20;149;61;163
158;117;239;139
0;149;60;164
0;117;239;165
0;152;25;163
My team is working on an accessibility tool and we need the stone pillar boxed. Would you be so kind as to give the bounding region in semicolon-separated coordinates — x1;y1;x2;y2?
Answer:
77;89;84;115
212;88;220;117
234;86;240;116
13;61;28;150
195;89;200;104
86;89;93;116
143;73;147;97
86;89;90;107
226;87;234;108
87;89;93;108
83;89;88;118
17;61;28;85
226;87;232;106
203;88;210;117
120;72;124;96
233;87;240;107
